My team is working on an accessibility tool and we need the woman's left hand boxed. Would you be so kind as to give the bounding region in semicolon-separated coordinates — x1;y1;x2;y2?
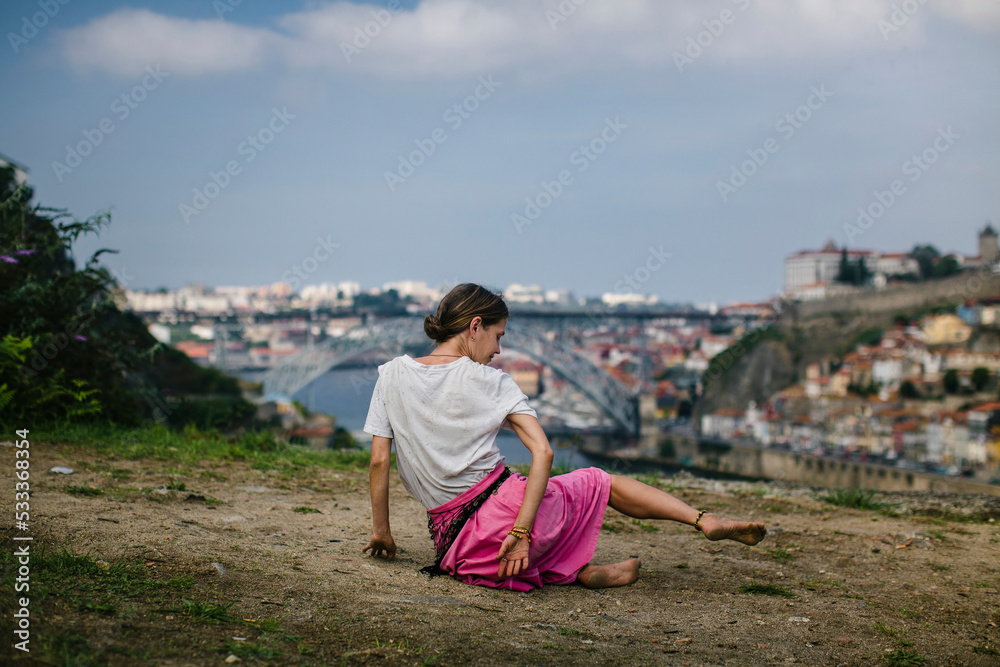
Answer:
496;533;530;578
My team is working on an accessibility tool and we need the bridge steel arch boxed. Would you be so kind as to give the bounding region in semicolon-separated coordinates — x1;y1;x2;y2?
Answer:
260;319;639;436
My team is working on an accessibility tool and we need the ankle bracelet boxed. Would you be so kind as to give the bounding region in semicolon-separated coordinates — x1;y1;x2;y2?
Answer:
693;510;706;531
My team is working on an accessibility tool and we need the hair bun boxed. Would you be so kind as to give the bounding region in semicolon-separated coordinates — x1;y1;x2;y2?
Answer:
423;314;446;343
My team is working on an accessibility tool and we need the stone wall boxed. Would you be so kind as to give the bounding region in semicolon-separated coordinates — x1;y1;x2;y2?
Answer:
667;436;1000;496
787;269;1000;322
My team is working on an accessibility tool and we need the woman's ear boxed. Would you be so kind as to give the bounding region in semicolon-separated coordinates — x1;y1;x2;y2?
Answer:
469;316;483;336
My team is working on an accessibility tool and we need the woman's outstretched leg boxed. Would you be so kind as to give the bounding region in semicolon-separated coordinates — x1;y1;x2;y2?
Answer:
608;475;766;546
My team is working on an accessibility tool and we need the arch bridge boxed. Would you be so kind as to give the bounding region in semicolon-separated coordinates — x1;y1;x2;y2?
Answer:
260;318;639;436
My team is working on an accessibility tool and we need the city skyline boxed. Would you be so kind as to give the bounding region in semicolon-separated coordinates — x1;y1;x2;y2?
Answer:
2;0;998;303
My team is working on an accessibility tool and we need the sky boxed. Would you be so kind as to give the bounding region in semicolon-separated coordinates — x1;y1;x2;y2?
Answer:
1;0;998;305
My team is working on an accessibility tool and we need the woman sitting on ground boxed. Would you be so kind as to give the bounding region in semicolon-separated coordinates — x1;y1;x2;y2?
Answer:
362;283;766;591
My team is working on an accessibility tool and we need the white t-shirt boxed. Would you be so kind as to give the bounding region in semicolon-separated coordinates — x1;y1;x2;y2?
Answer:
363;354;537;509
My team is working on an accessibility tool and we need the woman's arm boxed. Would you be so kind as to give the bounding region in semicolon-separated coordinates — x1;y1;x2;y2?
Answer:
496;413;554;577
362;435;396;559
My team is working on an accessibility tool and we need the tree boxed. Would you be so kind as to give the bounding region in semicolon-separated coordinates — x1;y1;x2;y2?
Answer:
836;248;852;284
835;248;870;286
943;369;960;394
909;244;940;280
899;380;920;399
0;165;251;428
971;367;991;392
934;256;961;279
855;257;870;285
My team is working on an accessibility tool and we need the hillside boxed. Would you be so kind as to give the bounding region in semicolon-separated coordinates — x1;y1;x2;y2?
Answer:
697;271;1000;420
3;436;998;665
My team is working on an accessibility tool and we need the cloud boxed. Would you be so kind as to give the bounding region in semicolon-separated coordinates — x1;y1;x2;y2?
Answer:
57;0;1000;79
60;8;279;77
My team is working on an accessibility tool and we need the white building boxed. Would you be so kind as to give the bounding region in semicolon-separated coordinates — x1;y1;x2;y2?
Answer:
871;253;919;277
505;283;545;304
126;290;179;312
383;280;440;302
784;242;875;296
601;292;658;307
872;358;904;386
545;289;573;305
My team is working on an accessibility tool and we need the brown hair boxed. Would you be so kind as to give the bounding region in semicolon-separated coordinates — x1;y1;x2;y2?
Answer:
424;283;509;344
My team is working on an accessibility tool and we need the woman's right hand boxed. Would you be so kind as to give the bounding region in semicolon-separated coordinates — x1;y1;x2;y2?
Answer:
362;533;397;560
496;533;530;578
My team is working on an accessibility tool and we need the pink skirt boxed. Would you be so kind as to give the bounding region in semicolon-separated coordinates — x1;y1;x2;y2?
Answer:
436;465;612;592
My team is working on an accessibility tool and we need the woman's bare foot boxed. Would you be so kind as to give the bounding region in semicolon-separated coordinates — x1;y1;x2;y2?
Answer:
698;513;766;546
576;558;641;589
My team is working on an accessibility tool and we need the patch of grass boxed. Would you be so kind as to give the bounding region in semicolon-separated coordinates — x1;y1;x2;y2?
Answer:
292;506;322;514
43;633;99;666
675;562;689;569
928;563;950;572
220;638;281;660
802;579;844;590
257;616;285;632
630;518;659;532
180;598;237;623
973;645;1000;657
874;622;914;646
818;488;890;511
163;576;195;589
926;530;946;541
899;607;921;619
601;520;625;533
764;548;797;563
557;627;581;636
33;422;381;474
885;649;926;666
738;582;796;598
77;599;117;615
64;484;103;497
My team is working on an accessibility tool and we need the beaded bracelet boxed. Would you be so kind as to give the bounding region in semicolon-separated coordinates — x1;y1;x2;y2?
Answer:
693;509;707;531
507;527;532;542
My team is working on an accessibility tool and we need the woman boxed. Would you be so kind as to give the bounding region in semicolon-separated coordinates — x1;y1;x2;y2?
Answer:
362;283;765;591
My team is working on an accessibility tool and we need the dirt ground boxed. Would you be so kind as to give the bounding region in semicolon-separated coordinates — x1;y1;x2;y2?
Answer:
2;440;1000;666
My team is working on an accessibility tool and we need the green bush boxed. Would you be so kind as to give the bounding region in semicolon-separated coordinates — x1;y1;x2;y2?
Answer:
0;165;253;430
